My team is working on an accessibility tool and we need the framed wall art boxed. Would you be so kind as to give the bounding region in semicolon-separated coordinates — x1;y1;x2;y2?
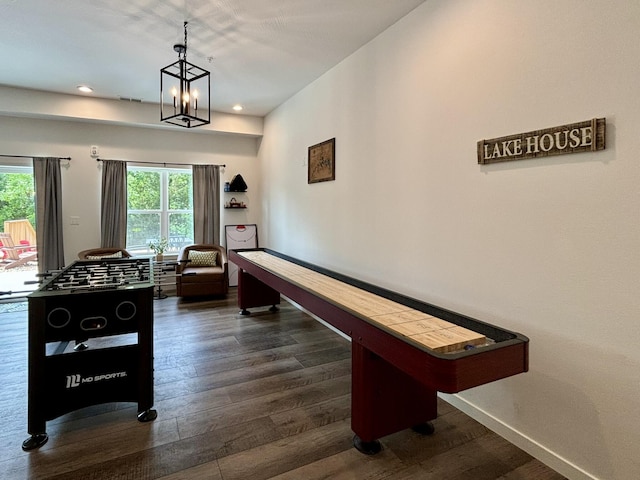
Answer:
308;137;335;184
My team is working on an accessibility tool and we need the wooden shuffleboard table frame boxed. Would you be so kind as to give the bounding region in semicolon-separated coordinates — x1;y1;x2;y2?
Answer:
229;248;529;454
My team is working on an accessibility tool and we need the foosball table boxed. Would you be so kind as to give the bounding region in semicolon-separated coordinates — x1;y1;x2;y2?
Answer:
23;258;157;450
229;248;529;454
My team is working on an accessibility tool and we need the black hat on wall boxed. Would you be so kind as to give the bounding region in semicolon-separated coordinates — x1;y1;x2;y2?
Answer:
229;174;248;192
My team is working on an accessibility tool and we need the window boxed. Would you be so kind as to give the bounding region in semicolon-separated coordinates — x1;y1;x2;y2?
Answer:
126;167;193;255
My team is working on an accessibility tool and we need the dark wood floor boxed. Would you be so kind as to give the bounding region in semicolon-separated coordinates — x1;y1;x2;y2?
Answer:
0;289;566;479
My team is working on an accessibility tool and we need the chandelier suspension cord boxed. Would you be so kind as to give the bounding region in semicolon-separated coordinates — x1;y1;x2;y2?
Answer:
183;21;188;62
178;21;189;115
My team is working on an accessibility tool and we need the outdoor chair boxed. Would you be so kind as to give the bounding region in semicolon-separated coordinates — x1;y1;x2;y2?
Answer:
0;232;37;269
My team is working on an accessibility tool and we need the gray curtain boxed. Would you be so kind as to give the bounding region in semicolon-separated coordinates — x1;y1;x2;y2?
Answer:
33;157;65;272
192;165;220;244
100;160;127;247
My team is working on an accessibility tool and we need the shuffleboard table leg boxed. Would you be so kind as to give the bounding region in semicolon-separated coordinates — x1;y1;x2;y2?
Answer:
351;342;437;454
237;270;281;315
412;422;435;435
353;435;382;455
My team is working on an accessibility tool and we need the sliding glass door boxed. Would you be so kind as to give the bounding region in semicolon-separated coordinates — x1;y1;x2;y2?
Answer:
0;162;38;300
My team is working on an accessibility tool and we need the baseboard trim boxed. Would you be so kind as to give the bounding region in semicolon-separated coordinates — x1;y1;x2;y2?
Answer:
439;393;598;480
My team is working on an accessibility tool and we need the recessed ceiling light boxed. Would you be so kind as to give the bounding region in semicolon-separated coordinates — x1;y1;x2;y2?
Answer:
232;104;243;112
77;85;93;93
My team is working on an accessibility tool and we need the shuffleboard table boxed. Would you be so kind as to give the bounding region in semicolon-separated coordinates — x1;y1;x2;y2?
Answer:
229;248;529;454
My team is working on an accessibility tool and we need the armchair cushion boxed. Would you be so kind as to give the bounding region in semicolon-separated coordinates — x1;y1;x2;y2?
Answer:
187;250;218;267
86;251;123;260
78;248;131;259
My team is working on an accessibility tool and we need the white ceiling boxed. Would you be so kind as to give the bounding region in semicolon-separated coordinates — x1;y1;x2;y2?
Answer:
0;0;426;117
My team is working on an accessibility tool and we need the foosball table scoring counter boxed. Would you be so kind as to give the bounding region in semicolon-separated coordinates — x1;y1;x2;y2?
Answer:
22;257;157;451
230;248;530;454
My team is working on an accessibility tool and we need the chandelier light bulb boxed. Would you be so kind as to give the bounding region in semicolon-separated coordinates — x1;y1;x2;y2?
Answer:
171;86;177;109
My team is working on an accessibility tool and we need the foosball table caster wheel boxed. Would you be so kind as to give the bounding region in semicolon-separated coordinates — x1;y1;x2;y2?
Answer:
411;422;435;436
22;433;48;451
269;305;279;313
239;309;251;315
353;435;382;455
137;409;158;422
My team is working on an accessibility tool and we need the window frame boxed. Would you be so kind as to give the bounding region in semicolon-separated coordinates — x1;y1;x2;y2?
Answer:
126;165;193;256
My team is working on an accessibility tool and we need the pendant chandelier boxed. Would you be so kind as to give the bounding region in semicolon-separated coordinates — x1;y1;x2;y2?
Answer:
160;21;211;128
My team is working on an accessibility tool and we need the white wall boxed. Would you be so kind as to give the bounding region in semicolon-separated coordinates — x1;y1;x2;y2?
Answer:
258;1;640;479
0;114;261;265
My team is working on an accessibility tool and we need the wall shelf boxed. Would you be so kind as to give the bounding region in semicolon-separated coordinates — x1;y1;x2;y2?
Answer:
224;192;247;209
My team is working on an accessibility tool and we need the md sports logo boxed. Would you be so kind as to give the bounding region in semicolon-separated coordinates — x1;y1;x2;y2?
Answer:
66;371;128;389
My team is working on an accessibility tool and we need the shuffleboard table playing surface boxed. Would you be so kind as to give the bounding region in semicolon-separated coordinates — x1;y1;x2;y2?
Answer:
238;250;487;353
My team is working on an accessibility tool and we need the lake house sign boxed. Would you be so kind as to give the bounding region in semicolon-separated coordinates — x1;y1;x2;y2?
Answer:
477;118;605;165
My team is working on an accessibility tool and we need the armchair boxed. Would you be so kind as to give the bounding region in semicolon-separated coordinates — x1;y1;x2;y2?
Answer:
176;244;228;298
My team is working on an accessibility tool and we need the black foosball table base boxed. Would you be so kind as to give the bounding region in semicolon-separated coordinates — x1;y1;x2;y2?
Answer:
22;433;48;451
138;409;158;422
24;258;157;451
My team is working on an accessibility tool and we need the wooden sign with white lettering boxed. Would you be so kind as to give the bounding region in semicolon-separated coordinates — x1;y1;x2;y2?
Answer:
478;118;605;165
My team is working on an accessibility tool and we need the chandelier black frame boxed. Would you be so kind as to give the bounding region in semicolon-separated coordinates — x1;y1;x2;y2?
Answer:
160;21;211;128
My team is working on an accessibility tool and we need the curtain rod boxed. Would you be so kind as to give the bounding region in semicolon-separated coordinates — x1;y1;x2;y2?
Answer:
0;154;71;160
96;158;225;168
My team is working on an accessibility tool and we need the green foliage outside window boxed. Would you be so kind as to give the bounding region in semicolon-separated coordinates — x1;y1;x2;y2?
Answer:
128;170;160;210
0;173;36;228
169;173;191;210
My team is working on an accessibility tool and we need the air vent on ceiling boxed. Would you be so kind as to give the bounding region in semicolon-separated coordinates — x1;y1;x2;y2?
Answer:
119;96;143;103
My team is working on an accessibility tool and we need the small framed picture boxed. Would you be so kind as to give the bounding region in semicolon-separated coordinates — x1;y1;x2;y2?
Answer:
308;138;335;184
